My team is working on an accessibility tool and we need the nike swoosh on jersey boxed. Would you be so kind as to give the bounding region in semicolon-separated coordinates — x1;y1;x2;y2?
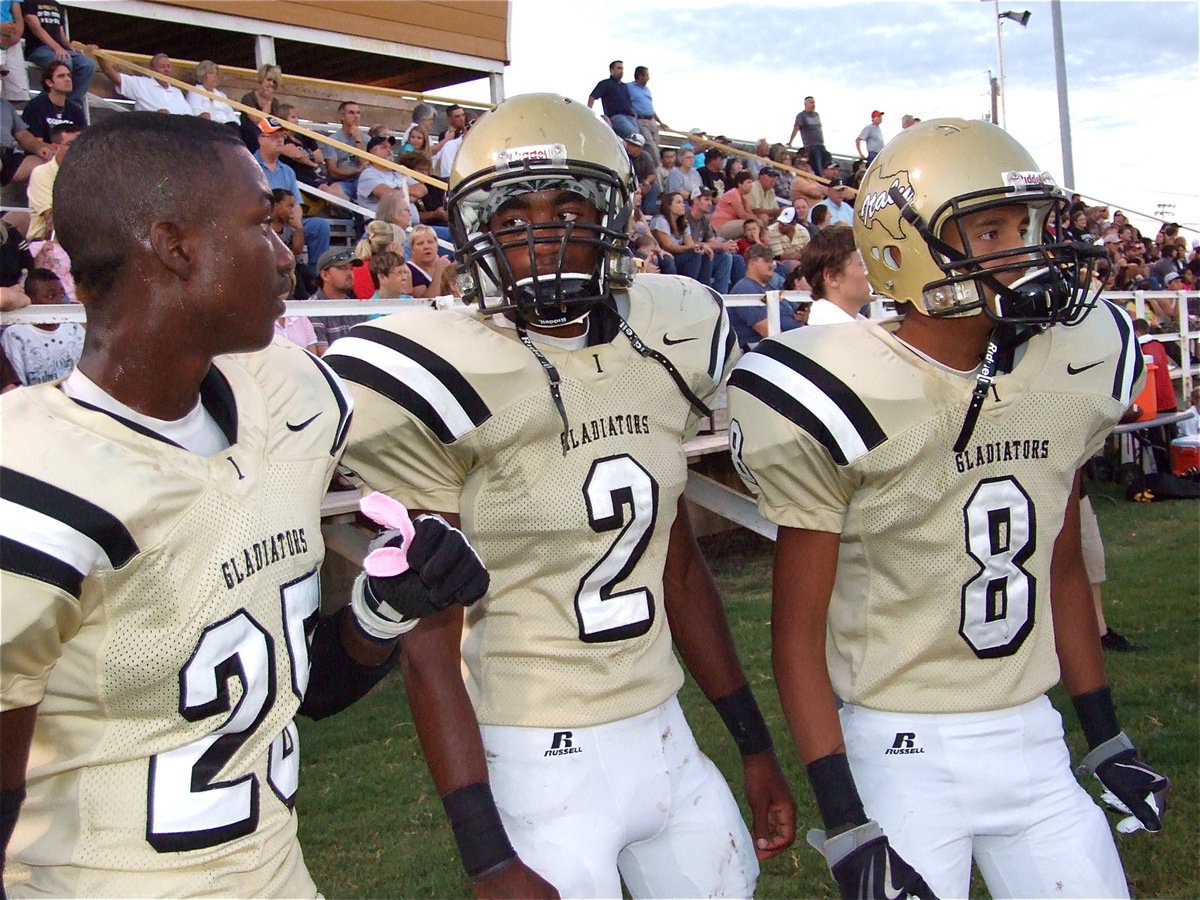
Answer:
286;412;323;432
1066;360;1104;375
662;334;698;345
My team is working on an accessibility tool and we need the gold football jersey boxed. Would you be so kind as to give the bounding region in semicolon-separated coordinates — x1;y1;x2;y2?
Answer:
328;275;737;727
1;340;353;898
728;300;1143;713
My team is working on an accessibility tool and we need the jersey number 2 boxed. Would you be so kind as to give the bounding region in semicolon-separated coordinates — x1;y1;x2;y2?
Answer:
960;477;1036;658
146;571;319;852
575;455;660;643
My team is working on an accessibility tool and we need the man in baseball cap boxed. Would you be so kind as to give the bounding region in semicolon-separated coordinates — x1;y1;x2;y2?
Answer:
856;111;885;164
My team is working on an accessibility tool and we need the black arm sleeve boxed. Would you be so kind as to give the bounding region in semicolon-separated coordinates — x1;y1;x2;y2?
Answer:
298;607;400;721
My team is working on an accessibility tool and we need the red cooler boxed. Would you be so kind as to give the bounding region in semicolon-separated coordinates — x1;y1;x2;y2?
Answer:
1170;435;1200;476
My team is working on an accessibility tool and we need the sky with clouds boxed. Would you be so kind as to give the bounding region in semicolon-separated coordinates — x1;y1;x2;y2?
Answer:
451;0;1199;237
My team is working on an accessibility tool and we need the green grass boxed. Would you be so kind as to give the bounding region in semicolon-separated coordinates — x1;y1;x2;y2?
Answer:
298;481;1198;898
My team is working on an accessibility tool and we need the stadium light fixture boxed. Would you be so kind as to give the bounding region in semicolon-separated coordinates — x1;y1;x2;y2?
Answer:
988;1;1033;130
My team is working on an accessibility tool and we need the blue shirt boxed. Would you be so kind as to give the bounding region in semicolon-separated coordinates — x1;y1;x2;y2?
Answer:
627;82;655;118
255;150;302;205
589;76;634;119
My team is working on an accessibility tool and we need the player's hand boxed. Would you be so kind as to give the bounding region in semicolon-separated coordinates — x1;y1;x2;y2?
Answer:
1078;733;1170;834
743;751;797;859
808;821;938;900
366;513;489;618
472;858;559;899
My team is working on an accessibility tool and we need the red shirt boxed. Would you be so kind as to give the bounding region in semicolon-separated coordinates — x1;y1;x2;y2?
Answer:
1141;339;1178;411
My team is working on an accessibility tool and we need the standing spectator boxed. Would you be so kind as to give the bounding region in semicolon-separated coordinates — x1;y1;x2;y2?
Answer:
901;113;917;129
855;110;885;164
26;120;77;240
24;1;94;111
1;97;52;187
0;267;79;387
712;170;757;240
587;59;637;139
253;116;330;281
627;64;663;156
746;165;782;226
1;1;28;103
186;59;238;126
95;51;191;116
798;224;871;324
697;147;727;196
789;95;828;174
624;131;657;215
306;247;368;353
812;178;854;227
1133;318;1179;415
237;62;282;152
356;134;404;216
21;61;85;142
327;100;367;200
765;206;810;278
651;190;711;283
688;188;742;294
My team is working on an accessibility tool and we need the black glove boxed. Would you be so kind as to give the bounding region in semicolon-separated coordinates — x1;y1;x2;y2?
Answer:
808;821;938;900
351;515;489;640
1078;732;1170;834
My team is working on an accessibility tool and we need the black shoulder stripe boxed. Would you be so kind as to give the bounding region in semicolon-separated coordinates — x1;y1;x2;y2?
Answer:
1;536;85;598
200;365;238;445
327;355;457;445
753;341;886;448
1101;300;1141;403
729;368;852;466
1;467;139;568
302;350;354;455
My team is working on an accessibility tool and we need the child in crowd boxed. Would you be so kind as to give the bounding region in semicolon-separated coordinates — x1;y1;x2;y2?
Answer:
1;269;82;388
1177;387;1200;437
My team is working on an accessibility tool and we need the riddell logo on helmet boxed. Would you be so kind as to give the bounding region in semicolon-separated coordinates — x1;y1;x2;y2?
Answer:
1002;170;1052;190
857;170;915;241
494;143;568;167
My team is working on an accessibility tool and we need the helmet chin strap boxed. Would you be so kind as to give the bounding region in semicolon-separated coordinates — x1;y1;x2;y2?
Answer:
951;321;1036;453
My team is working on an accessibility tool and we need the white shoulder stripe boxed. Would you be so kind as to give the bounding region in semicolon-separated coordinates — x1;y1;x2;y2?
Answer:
737;352;871;463
0;498;110;575
331;336;478;440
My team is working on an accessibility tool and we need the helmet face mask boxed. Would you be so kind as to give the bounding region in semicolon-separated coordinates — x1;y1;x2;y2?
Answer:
446;96;635;327
855;119;1104;327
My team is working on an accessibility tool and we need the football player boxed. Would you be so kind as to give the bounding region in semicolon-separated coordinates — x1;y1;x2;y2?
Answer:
326;93;796;898
0;114;487;897
728;119;1170;899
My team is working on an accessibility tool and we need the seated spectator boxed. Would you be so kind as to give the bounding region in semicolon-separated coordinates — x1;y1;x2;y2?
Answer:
799;224;871;324
1133;317;1180;468
238;62;282;152
327;100;367;199
656;146;676;192
1;267;80;387
356;134;405;215
306;247;369;353
435;261;461;299
711;170;756;240
665;148;701;200
401;149;448;231
624;132;658;216
275;102;345;198
352;218;406;298
274;312;321;354
697;147;727;196
724;155;745;185
22;61;85;142
269;188;308;291
187;59;238;126
1;1;29;104
399;101;434;149
769;145;794;200
375;188;413;236
651;191;708;283
728;244;804;350
25;2;95;111
253;116;330;281
849;158;869;189
1064;207;1091;243
809;203;831;232
746;166;782;226
791;196;818;239
688;188;744;294
632;231;674;275
1;97;52;186
744;138;770;176
766;206;810;277
407;224;451;298
812;177;854;227
95;51;191;115
26;119;78;240
369;248;413;299
736;218;768;257
1176;387;1200;437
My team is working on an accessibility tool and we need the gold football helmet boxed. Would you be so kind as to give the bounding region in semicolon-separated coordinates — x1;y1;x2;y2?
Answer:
853;118;1101;325
447;93;635;326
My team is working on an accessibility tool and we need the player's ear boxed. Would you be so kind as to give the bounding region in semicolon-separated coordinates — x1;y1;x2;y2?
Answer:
147;218;197;279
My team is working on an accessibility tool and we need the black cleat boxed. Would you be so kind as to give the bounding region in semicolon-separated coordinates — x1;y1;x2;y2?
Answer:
1100;629;1137;652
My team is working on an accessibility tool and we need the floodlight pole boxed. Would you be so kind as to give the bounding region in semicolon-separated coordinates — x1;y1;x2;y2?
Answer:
1050;0;1075;187
993;0;1008;129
